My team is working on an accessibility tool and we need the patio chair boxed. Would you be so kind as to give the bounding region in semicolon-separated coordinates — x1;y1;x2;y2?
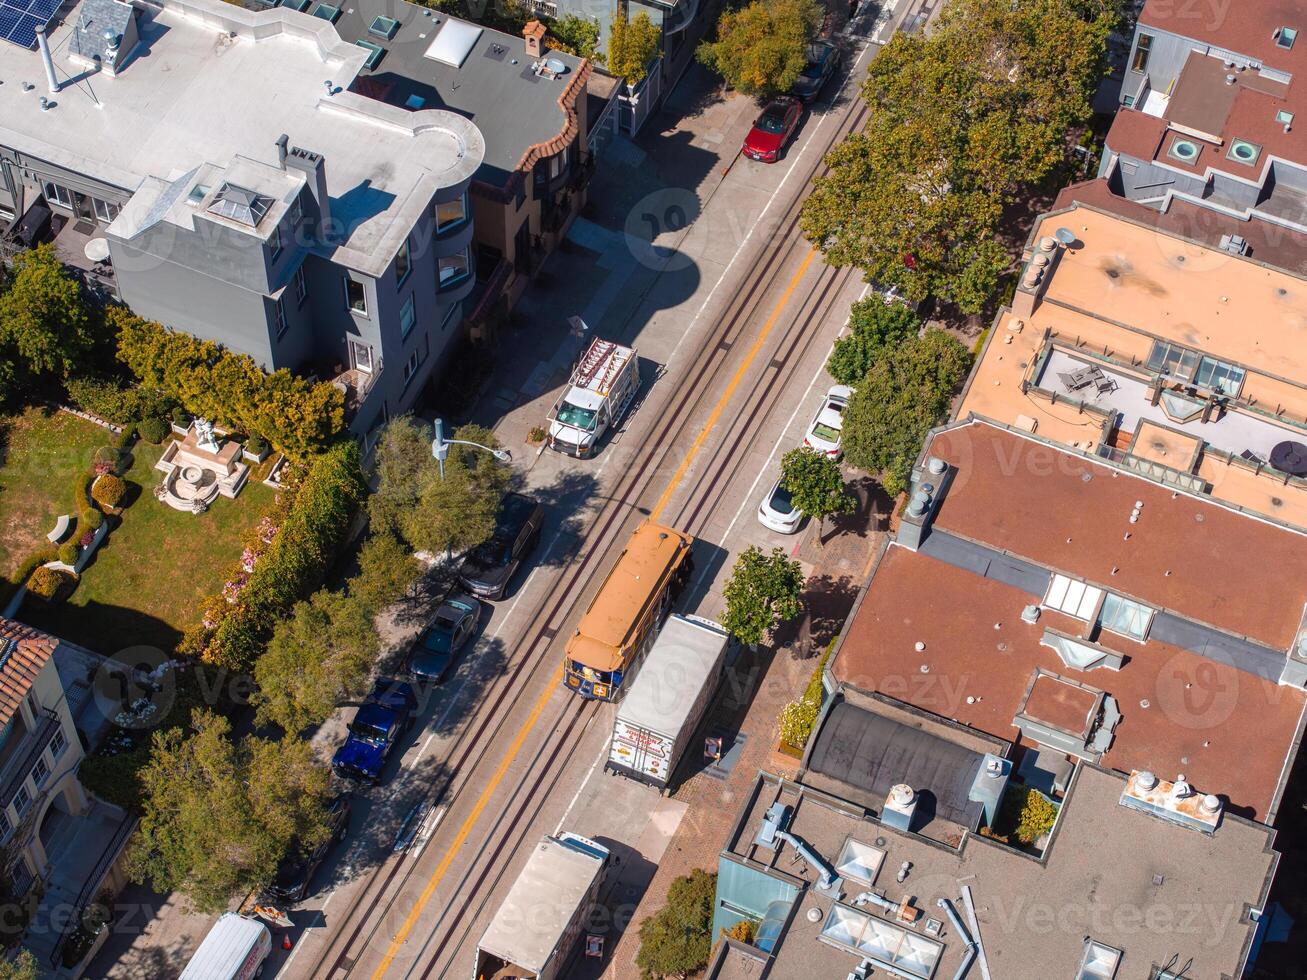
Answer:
1093;375;1118;395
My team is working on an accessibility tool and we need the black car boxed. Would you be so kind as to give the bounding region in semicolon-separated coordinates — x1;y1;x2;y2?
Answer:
406;592;481;684
792;41;840;102
458;493;544;599
265;793;352;904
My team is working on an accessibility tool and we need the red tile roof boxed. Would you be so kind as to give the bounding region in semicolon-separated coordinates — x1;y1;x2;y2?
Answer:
0;618;57;729
832;546;1306;820
927;422;1307;651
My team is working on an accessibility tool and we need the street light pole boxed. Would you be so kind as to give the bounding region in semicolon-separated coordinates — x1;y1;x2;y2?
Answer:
431;418;511;479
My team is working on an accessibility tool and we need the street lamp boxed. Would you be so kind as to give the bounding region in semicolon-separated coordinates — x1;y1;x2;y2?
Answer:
431;418;511;479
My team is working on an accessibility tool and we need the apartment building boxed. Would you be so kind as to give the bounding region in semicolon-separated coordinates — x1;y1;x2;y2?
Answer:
1102;0;1307;246
0;0;485;442
959;201;1307;529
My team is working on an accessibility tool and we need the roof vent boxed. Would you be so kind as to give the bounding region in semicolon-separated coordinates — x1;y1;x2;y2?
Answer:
1120;770;1221;834
1218;233;1249;255
1171;774;1192;799
1226;73;1237;85
926;456;947;476
882;784;919;832
1021;604;1040;624
1137;770;1157;791
1200;794;1222;815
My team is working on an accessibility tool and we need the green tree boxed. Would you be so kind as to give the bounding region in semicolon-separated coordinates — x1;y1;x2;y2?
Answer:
369;417;437;536
399;424;510;558
635;868;717;979
719;546;804;647
841;330;971;496
780;447;854;538
0;244;92;384
253;590;379;734
697;0;822;95
550;13;603;63
826;297;921;386
127;710;331;913
352;530;424;614
608;11;662;88
0;950;38;980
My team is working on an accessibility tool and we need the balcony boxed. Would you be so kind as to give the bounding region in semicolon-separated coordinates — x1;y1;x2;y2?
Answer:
329;363;383;423
2;207;117;299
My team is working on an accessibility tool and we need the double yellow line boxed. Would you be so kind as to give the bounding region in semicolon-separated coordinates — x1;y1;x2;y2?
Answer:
369;247;818;979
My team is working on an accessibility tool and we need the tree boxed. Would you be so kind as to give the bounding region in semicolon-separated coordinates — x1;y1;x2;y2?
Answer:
398;424;510;558
697;0;822;95
0;950;38;980
635;869;717;979
0;244;93;383
826;296;922;386
719;546;804;647
254;590;379;734
352;530;424;614
127;710;331;913
608;11;662;88
780;447;854;538
841;330;971;496
369;417;437;536
550;13;603;63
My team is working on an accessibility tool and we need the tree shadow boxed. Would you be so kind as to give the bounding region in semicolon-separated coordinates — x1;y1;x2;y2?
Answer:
771;573;861;656
527;469;601;570
824;474;892;541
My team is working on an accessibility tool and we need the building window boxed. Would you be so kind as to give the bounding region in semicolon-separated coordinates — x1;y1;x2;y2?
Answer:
438;249;471;288
1098;593;1154;642
1277;27;1297;49
0;809;9;843
12;786;30;818
274;298;289;340
402;348;421;386
435;194;468;233
395;237;411;285
547;152;566;180
288;195;303;231
1131;33;1153;73
269;223;283;262
344;277;368;316
294;266;307;306
49;728;66;761
1078;939;1122;978
441;301;461;332
92;198;119;223
399;295;416;338
43;182;74;209
1194;355;1245;396
31;758;48;789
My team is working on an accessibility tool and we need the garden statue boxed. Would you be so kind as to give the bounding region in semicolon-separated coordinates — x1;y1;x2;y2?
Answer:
194;417;220;453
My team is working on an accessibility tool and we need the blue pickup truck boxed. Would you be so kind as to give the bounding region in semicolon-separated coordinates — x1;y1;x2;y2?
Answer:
332;680;418;784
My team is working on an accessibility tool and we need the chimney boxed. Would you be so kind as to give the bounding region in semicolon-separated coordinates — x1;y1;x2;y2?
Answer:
275;134;289;170
36;24;60;94
285;144;332;241
523;19;547;59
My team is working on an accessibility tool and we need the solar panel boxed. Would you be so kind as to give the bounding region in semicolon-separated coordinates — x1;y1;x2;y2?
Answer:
7;11;40;48
29;0;59;19
1;0;38;15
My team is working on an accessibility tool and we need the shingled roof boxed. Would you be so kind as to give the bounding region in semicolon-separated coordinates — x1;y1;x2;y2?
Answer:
0;618;58;728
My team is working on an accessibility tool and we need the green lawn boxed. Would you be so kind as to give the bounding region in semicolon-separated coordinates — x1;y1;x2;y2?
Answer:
0;407;108;579
23;439;280;654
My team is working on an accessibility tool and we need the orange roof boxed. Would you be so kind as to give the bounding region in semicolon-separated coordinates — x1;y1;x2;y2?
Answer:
0;618;57;729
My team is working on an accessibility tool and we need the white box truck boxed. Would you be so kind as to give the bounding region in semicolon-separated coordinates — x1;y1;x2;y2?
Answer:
605;614;730;791
474;832;610;980
547;334;638;458
180;913;272;980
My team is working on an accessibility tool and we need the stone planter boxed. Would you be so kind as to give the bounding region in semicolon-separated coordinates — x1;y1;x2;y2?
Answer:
242;445;271;464
58;921;109;979
171;422;191;437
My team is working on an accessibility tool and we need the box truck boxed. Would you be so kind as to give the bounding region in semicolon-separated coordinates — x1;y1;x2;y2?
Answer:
180;913;272;980
547;334;638;458
605;614;730;791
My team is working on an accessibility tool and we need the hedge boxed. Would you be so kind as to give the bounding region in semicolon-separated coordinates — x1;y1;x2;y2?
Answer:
137;416;168;445
777;638;838;751
65;376;172;426
187;441;366;670
28;566;72;603
57;542;78;566
112;306;346;458
92;474;127;509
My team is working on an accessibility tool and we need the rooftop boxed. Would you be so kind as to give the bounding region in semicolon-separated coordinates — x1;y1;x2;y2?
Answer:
0;618;57;729
338;3;587;185
831;544;1306;821
0;0;483;276
721;764;1277;979
1138;0;1305;73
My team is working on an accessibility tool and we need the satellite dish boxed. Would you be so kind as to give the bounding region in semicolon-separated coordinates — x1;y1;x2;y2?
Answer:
1055;227;1076;246
546;57;568;75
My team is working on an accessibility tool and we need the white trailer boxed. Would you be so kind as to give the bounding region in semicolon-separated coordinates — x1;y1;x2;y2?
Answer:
180;913;272;980
606;614;730;791
547;332;638;458
473;832;610;980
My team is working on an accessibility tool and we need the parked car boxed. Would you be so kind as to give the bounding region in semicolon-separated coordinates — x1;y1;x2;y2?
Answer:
459;493;544;599
803;385;854;458
742;97;802;163
407;592;481;684
757;477;803;534
331;680;418;784
792;41;840;102
264;793;352;904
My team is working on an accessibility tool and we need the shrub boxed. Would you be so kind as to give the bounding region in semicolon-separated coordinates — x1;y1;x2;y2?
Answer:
72;470;93;513
92;474;127;509
93;445;124;475
777;638;836;750
81;507;104;531
137;416;168;445
636;869;717;979
65;376;171;424
992;784;1059;847
79;530;95;548
28;566;71;603
170;406;192;427
57;542;79;566
245;433;269;457
724;918;757;944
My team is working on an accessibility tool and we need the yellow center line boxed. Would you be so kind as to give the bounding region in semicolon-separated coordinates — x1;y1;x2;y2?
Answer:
369;245;818;979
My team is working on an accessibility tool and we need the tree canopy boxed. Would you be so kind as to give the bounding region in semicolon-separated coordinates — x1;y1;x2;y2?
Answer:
802;0;1116;312
127;710;332;913
719;545;805;646
608;11;662;87
635;868;718;979
697;0;823;95
0;245;95;400
780;447;854;536
0;950;38;980
826;296;922;386
841;329;972;495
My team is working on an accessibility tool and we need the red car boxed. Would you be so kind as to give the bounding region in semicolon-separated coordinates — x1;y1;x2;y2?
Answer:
742;97;802;163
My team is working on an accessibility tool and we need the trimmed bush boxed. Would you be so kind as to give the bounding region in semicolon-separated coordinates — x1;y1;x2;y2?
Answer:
93;445;124;476
81;507;104;531
28;566;71;603
138;416;168;445
92;474;127;509
66;376;172;424
57;542;79;566
72;470;93;513
777;638;837;750
171;406;192;427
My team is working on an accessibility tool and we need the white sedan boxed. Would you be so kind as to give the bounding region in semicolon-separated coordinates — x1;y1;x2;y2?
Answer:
803;385;854;458
757;477;803;534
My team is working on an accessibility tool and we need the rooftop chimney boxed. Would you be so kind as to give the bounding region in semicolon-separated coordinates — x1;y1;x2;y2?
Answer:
285;144;332;241
36;24;60;94
275;134;289;170
523;19;547;59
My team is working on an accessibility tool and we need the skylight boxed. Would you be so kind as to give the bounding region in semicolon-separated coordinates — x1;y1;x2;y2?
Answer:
1277;26;1297;49
424;19;483;68
207;184;273;228
834;838;885;885
1044;574;1103;621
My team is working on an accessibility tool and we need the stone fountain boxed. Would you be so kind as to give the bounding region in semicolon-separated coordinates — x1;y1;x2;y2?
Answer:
154;418;250;513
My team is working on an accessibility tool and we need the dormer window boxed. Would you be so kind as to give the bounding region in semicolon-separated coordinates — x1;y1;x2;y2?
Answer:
1276;27;1297;49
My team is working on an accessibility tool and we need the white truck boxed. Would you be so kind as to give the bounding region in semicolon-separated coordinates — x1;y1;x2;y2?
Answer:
605;614;730;792
474;832;610;980
547;333;638;458
180;913;272;980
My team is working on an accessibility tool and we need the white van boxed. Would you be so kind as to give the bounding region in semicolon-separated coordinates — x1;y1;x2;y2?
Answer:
180;913;272;980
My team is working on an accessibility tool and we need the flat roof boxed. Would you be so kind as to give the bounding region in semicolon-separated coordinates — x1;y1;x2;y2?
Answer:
831;544;1306;820
724;765;1277;979
1139;0;1305;72
337;3;587;184
0;0;483;276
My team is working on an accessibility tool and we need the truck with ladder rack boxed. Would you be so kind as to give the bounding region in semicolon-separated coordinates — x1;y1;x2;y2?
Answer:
547;329;639;458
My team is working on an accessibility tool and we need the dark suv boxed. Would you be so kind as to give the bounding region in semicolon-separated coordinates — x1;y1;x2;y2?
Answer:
458;493;544;599
263;793;352;904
